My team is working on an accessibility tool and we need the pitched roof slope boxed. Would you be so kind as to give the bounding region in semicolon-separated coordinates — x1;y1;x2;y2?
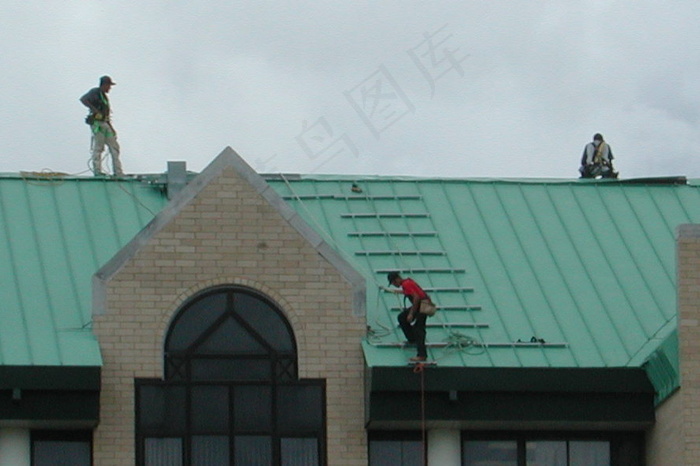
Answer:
1;162;695;388
0;174;167;365
267;175;700;372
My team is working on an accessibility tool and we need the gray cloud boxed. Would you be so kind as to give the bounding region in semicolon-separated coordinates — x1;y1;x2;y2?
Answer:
1;1;699;178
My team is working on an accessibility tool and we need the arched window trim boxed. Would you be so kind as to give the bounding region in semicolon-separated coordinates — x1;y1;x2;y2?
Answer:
165;285;297;355
136;285;325;465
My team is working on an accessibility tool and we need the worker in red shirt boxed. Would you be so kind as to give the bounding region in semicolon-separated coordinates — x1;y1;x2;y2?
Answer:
387;272;434;362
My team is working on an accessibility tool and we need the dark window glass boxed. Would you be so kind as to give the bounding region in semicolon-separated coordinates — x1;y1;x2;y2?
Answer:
235;436;272;465
369;440;422;466
138;385;186;435
167;293;227;351
570;441;609;465
461;435;622;466
526;441;567;465
235;293;294;352
276;385;323;432
612;436;643;466
144;438;182;466
191;435;229;466
197;317;268;354
33;440;91;466
463;440;517;465
234;385;272;431
281;438;319;466
190;358;271;381
191;386;229;433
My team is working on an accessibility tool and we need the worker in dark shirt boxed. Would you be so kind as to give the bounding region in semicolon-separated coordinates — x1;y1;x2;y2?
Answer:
80;76;124;176
579;133;618;179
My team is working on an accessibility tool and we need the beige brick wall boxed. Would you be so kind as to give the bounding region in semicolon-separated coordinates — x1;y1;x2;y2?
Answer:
92;166;367;465
648;225;700;465
647;391;684;465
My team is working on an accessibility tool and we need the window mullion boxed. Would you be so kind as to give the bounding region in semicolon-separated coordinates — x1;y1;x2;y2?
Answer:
518;438;526;466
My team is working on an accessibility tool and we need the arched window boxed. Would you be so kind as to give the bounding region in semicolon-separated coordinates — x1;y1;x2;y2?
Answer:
135;286;325;465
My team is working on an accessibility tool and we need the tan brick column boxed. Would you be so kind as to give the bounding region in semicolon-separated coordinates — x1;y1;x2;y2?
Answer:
649;225;700;464
678;225;700;465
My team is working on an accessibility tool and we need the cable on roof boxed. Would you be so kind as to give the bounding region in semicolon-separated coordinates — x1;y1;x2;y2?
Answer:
278;173;379;279
366;288;395;343
115;182;158;216
359;182;413;277
366;321;393;344
20;169;72;186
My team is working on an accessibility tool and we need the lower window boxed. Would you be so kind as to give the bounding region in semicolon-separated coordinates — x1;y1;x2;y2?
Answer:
369;432;423;466
462;432;643;466
31;430;92;466
136;381;325;465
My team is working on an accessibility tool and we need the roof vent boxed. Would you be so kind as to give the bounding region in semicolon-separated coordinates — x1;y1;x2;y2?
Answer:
167;161;187;199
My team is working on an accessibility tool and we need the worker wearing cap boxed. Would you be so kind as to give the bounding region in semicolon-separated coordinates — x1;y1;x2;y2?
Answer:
80;76;124;176
387;271;432;362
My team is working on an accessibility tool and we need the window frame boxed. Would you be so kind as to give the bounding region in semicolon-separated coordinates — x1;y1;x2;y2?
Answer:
460;430;644;466
135;286;326;465
368;431;425;466
31;430;93;466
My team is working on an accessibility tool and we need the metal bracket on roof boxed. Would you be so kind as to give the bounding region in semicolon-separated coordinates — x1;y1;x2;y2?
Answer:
334;195;422;200
355;250;446;256
425;322;489;328
349;231;438;237
341;212;430;218
281;194;335;200
479;341;569;348
389;305;482;311
371;341;568;348
423;287;474;293
375;267;465;273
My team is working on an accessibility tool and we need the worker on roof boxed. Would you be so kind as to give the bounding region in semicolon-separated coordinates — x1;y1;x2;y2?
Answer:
80;76;124;177
579;133;618;179
386;272;436;362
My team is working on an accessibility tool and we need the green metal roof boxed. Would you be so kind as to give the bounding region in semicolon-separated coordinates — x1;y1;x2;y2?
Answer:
0;174;167;366
266;175;697;385
0;166;693;405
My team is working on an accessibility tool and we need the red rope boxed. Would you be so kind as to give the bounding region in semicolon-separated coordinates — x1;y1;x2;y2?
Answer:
413;363;427;465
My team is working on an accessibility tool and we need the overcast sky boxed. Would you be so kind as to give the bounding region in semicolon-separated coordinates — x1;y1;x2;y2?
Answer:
1;1;699;179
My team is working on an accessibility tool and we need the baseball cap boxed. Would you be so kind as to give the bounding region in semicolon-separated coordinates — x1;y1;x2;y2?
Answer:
387;271;401;285
100;76;116;85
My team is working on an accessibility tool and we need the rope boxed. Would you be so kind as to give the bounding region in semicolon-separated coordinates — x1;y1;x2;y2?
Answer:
279;177;482;364
19;170;71;186
413;362;428;466
362;182;412;273
278;174;378;280
442;330;486;356
279;175;408;346
115;182;158;216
